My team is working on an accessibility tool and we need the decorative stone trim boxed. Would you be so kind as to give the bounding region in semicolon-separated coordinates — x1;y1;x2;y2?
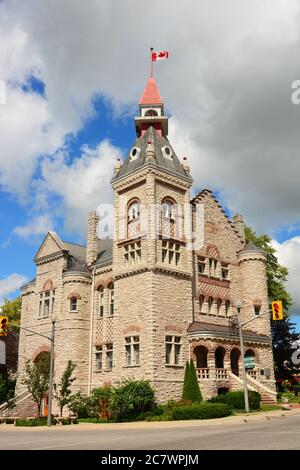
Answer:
31;346;50;362
164;324;183;334
198;275;230;288
206;243;220;259
253;299;262;306
123;325;141;335
35;252;66;265
42;279;54;291
67;292;81;300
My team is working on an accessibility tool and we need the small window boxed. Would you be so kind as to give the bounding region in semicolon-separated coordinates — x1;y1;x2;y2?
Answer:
198;257;206;274
108;284;114;316
217;298;222;315
70;297;78;312
254;305;261;316
225;300;230;317
99;287;104;318
125;336;140;367
199;295;205;313
221;263;229;280
95;347;102;371
208;297;213;315
106;344;113;370
165;335;181;365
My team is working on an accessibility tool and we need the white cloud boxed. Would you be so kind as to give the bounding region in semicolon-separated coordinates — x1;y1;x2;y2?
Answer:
272;237;300;316
0;0;300;236
0;273;28;305
36;140;119;236
13;213;54;240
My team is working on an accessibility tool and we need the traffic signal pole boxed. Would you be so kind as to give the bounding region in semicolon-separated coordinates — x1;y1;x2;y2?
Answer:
8;320;55;426
233;304;273;414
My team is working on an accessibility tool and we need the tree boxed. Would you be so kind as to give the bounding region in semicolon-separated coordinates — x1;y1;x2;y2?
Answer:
182;359;202;403
54;360;76;417
1;296;22;328
182;360;190;400
245;226;299;380
21;354;50;419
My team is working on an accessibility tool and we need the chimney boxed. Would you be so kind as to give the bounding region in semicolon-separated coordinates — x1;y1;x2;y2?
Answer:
86;211;99;267
232;214;245;244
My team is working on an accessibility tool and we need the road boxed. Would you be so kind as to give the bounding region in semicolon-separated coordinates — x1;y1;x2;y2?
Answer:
1;410;300;450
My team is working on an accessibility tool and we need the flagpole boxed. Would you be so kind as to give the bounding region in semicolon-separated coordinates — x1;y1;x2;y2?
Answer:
150;47;154;77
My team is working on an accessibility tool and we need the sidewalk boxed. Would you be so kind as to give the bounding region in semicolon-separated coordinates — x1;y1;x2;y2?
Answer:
1;407;300;432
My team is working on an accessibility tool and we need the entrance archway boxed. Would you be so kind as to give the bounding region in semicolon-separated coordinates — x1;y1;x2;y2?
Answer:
33;351;50;417
230;348;241;376
215;347;225;369
194;346;208;368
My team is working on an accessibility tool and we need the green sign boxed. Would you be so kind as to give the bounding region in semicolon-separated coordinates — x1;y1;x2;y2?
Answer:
244;356;255;369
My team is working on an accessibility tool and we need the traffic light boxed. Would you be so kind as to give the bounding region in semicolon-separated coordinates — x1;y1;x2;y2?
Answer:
0;316;8;336
272;301;283;321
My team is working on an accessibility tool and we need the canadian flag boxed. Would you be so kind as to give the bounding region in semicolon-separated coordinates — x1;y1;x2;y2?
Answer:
151;50;169;61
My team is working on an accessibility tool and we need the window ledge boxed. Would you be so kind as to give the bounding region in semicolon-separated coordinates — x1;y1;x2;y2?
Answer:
69;310;78;313
165;364;184;368
123;365;140;369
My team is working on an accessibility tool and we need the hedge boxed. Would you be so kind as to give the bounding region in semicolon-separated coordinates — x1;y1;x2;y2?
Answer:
171;403;232;420
209;391;261;410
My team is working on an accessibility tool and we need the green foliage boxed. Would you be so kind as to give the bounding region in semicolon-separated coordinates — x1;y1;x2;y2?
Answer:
171;403;232;420
15;417;55;426
0;373;15;405
182;360;202;403
89;386;112;419
209;390;261;410
68;392;90;418
245;227;299;380
293;384;300;396
78;417;113;423
21;354;50;418
54;360;76;417
1;296;22;328
136;406;165;421
182;361;190;400
111;379;155;421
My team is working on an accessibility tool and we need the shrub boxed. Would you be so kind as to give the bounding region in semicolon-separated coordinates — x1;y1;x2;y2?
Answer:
136;406;165;421
89;387;112;419
111;379;155;422
182;360;202;403
15;417;55;426
78;417;112;424
171;403;232;421
165;399;192;411
293;384;300;396
209;391;261;410
68;392;90;418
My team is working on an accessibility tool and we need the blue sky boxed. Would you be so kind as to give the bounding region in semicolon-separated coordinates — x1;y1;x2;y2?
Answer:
0;0;299;333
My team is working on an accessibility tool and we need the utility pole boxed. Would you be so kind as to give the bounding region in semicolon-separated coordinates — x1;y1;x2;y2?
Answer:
47;319;56;426
9;319;56;426
236;301;250;413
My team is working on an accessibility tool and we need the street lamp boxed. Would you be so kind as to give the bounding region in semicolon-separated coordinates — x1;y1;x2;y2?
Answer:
47;314;56;427
236;300;250;413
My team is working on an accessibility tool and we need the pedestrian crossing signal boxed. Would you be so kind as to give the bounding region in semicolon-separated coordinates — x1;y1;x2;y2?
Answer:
272;301;283;321
0;316;8;336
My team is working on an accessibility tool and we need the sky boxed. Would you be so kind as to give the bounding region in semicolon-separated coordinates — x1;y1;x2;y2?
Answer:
0;0;299;330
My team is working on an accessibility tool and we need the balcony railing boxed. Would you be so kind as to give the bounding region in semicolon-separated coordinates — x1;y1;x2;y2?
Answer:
247;369;257;380
196;368;229;381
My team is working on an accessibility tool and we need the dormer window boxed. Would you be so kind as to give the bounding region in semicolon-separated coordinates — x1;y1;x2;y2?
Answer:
162;145;173;160
130;147;140;161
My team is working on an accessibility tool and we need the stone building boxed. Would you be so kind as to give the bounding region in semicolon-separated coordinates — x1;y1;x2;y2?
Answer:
5;76;277;416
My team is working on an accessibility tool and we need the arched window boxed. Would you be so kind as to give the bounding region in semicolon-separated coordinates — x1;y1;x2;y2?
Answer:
199;295;205;313
98;286;104;318
161;198;177;238
108;283;114;316
194;346;208;368
208;297;213;315
225;300;230;317
230;348;241;376
70;297;78;312
216;299;222;315
145;109;158;116
215;347;226;369
127;199;140;239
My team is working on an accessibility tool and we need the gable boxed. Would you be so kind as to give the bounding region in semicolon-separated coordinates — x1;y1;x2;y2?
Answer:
34;231;67;262
192;190;244;260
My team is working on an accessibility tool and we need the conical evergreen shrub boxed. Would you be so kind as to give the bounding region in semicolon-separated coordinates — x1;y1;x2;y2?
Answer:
182;359;202;403
182;361;190;400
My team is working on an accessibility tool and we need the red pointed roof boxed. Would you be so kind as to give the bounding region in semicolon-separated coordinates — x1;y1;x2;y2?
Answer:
139;77;163;105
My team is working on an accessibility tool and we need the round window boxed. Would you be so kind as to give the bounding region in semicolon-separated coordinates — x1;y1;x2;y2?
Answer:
162;146;173;160
130;147;140;161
